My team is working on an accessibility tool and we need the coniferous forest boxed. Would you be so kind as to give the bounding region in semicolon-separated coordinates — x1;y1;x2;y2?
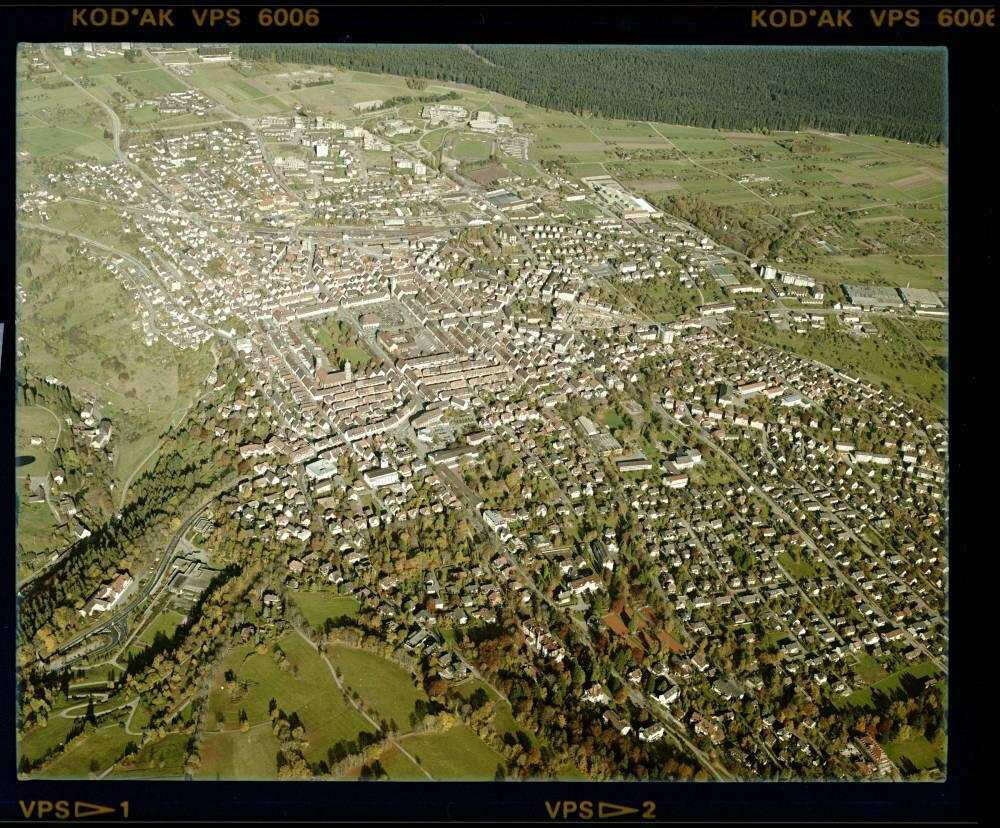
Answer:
237;45;946;144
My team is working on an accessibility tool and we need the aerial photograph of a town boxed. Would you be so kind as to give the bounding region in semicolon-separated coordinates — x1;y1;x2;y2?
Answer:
14;43;947;783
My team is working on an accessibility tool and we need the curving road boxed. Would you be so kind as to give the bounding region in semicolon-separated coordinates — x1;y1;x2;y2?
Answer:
49;478;240;672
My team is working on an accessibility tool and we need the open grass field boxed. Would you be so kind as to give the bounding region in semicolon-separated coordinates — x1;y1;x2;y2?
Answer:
115;68;186;97
451;137;492;163
835;659;941;711
18;124;115;162
327;646;427;730
376;744;427;779
195;727;282;781
778;550;820;580
18;714;81;768
59;55;154;77
804;254;945;291
71;663;124;685
398;724;504;780
15;404;63;457
129;703;154;734
16;500;69;560
883;729;945;773
292;591;360;631
205;633;371;768
305;318;373;371
33;724;134;778
137;609;187;646
112;732;188;779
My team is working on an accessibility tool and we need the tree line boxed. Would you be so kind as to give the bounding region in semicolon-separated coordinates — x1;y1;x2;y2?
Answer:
238;45;945;144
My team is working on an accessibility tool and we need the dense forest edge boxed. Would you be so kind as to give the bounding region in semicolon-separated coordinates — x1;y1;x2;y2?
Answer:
237;45;946;145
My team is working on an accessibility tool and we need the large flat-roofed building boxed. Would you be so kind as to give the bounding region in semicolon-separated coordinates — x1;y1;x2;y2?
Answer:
581;175;661;218
843;284;903;308
305;457;338;481
617;457;652;474
363;467;400;488
898;287;944;308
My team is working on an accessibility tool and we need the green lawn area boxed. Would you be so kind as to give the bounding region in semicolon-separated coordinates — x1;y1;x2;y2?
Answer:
195;727;282;781
16;499;68;558
206;633;371;767
855;653;889;684
71;663;123;685
836;659;941;710
19;715;81;767
292;591;360;631
599;408;626;429
111;732;188;779
129;702;153;733
419;127;450;153
377;744;426;779
778;550;818;579
399;724;504;780
882;729;945;773
452;138;492;163
137;609;187;646
305;318;372;372
33;724;134;778
328;645;428;731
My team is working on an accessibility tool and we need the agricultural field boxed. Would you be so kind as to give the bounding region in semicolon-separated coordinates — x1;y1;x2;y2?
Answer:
57;55;154;77
17;122;115;163
113;68;186;98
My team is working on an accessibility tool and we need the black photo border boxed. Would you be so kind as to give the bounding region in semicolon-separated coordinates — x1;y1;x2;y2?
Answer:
0;2;983;822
